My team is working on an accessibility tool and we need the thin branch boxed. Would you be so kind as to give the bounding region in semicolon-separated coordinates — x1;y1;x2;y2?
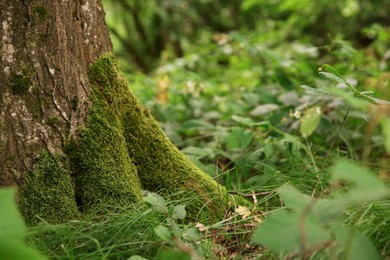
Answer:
312;103;352;197
172;39;184;58
299;198;317;257
108;26;149;72
118;0;155;56
228;191;273;197
286;240;336;260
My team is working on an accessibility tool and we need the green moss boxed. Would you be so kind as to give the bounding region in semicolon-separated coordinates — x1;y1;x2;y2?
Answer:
73;112;142;211
19;151;80;226
88;54;119;87
32;6;48;21
11;73;32;95
29;87;43;120
41;31;51;43
70;54;142;212
47;116;60;125
88;54;228;212
71;96;79;111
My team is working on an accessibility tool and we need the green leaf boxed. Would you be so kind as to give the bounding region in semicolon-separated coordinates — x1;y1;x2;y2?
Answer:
252;209;330;253
359;90;375;96
154;225;172;242
0;188;46;260
250;104;279;116
0;239;46;260
227;127;252;149
312;199;345;224
319;64;380;104
154;249;190;260
143;192;168;214
381;117;390;154
319;72;347;85
171;205;186;220
278;185;344;224
182;228;202;241
231;117;270;129
167;218;182;237
182;119;215;131
331;160;390;203
181;147;214;160
231;115;255;127
0;189;26;241
278;185;310;211
241;0;264;11
299;107;322;137
128;255;148;260
299;85;328;94
320;64;343;78
319;64;358;94
333;225;381;260
253;120;271;129
326;87;370;108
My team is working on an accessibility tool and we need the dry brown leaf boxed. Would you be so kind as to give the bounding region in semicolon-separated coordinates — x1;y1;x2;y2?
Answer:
235;205;251;219
254;215;263;223
251;190;258;205
195;222;207;232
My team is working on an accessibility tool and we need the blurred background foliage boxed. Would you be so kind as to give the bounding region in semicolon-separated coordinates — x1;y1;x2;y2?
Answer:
102;0;390;188
104;0;389;73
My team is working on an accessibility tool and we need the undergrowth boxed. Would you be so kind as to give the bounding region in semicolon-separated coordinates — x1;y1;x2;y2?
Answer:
25;188;265;259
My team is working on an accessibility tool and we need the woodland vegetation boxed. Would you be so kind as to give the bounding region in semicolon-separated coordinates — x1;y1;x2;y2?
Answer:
1;0;390;259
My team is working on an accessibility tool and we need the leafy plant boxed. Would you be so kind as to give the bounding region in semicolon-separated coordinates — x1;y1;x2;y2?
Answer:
0;188;46;260
142;191;204;259
252;159;390;259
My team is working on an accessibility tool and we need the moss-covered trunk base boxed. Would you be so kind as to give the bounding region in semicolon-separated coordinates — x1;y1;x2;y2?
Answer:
20;54;226;225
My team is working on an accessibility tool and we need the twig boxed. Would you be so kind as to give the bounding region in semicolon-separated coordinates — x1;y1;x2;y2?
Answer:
215;161;228;212
285;240;336;260
298;198;317;258
216;160;221;197
173;237;203;260
108;26;149;72
312;103;352;197
228;191;273;197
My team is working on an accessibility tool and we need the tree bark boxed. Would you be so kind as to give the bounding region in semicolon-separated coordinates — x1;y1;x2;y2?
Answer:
0;0;224;225
0;0;111;185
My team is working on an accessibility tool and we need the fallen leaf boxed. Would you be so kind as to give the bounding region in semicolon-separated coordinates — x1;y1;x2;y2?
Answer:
236;206;251;219
254;215;263;223
251;190;258;205
195;223;206;232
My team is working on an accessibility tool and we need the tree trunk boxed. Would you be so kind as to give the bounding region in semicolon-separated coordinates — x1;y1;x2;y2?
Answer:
0;0;223;225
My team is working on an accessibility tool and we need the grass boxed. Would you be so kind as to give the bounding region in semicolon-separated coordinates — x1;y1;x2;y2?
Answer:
344;201;390;255
27;204;162;259
26;186;267;259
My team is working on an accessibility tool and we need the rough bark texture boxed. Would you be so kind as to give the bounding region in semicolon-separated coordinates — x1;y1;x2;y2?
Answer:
0;0;111;186
0;0;226;225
